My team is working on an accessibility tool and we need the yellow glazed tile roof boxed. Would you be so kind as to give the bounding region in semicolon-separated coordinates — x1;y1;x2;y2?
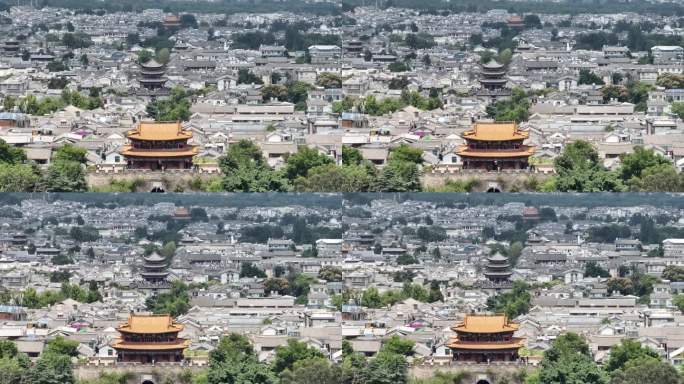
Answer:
462;122;529;141
126;122;193;141
116;314;184;334
451;314;519;333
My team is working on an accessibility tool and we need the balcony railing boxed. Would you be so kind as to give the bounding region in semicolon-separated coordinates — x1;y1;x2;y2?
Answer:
127;147;194;152
462;148;529;152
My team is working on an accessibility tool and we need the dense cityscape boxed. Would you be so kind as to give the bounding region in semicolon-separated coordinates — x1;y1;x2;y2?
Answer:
1;0;684;383
0;194;682;383
0;0;682;192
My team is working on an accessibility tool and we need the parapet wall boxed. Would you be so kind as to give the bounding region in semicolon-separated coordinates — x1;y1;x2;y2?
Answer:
410;362;533;383
87;171;219;192
422;169;554;192
74;363;205;383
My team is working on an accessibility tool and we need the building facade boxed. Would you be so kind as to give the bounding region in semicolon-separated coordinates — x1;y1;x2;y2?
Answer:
112;314;189;363
120;122;198;170
478;60;510;98
457;122;535;171
447;314;525;363
139;59;168;91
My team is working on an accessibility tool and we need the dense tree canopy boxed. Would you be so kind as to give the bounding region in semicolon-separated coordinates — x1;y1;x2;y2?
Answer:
146;86;192;122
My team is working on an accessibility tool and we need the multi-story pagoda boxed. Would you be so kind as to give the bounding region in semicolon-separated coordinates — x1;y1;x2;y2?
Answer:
447;314;525;363
173;207;191;221
457;122;535;171
2;41;20;56
139;59;167;91
507;15;525;30
478;59;510;98
120;121;198;170
141;251;169;284
112;314;189;363
163;14;182;28
484;252;512;285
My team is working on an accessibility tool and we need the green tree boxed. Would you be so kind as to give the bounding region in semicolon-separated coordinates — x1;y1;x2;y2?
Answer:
316;72;343;88
524;14;542;29
396;253;418;265
618;146;671;183
146;86;191;122
43;159;87;192
656;73;684;89
272;339;326;374
361;351;408;384
663;265;684;282
673;294;684;312
579;69;605;85
585;261;610;278
605;339;659;373
237;69;264;85
240;262;267;278
218;140;289;192
332;96;355;114
284;146;333;181
280;357;342;384
264;277;290;295
261;84;289;102
156;47;170;64
628;163;684;192
342;145;363;166
380;335;414;356
539;351;607;384
486;281;531;318
207;334;277;384
553;140;624;192
0;139;26;164
498;48;513;64
293;163;373;192
374;160;421;192
3;95;16;111
44;336;79;357
136;49;153;64
610;358;681;384
53;144;87;163
318;266;342;282
537;333;606;384
389;144;423;164
0;339;18;358
210;333;255;365
0;163;40;192
486;87;530;122
27;351;75;384
672;102;684;120
144;281;190;316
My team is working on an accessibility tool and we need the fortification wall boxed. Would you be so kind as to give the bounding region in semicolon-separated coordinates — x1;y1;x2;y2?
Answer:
87;171;219;192
410;362;533;383
74;363;205;383
422;170;554;192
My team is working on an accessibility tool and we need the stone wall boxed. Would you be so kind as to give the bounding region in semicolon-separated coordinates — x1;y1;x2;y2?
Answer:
74;363;205;383
422;170;554;192
87;171;219;192
409;363;532;383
